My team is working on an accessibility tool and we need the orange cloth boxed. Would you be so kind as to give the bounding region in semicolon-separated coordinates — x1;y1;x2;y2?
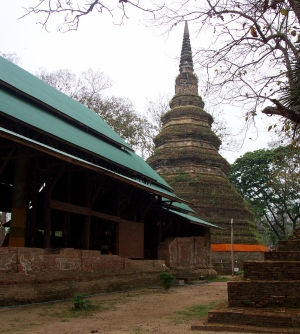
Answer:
211;244;268;252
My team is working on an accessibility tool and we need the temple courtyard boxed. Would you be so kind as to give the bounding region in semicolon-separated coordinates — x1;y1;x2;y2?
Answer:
0;280;246;334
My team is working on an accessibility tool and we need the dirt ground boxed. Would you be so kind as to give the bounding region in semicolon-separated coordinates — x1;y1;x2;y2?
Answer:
0;281;247;334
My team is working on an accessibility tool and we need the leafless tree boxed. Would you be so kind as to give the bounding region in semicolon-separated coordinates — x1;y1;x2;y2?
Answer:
21;1;300;135
0;51;20;65
147;0;300;126
20;0;161;32
36;67;157;158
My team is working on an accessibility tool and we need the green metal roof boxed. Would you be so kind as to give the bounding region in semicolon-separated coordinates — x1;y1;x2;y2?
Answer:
165;208;220;229
0;126;188;203
0;88;171;190
161;198;195;213
0;56;132;150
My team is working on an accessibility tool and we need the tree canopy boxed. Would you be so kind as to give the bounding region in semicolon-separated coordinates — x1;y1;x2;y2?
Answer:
229;146;300;242
36;68;157;158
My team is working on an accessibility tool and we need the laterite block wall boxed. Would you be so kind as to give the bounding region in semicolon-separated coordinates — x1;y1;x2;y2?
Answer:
0;247;166;306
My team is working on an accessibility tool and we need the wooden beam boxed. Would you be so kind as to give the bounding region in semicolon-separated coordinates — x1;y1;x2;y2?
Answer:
48;164;65;193
0;147;15;176
0;129;189;204
92;178;106;206
49;199;141;225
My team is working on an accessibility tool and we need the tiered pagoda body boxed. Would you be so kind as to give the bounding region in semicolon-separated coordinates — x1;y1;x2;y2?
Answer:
147;22;266;273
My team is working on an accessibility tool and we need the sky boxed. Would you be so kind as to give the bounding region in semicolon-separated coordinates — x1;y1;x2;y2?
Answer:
0;1;275;163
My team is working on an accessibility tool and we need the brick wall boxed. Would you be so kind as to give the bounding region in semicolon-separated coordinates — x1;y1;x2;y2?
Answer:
212;251;264;275
278;239;300;252
228;281;300;308
0;247;167;306
264;251;300;261
244;260;300;280
0;269;163;306
157;236;211;268
208;308;293;328
0;247;165;274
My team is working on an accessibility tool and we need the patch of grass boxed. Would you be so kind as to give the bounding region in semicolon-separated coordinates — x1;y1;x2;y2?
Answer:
39;300;116;319
171;303;215;324
131;327;150;334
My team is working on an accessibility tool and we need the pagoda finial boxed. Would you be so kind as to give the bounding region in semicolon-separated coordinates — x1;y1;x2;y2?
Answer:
179;21;194;73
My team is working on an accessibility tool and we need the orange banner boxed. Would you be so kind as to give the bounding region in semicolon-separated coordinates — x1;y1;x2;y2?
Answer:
211;244;268;252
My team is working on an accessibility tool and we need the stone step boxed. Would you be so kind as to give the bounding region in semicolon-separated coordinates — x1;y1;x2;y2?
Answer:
228;280;300;308
243;260;300;280
191;306;300;333
278;239;300;252
265;251;300;261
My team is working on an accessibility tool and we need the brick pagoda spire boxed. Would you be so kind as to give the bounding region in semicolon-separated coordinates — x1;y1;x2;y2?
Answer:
147;22;266;273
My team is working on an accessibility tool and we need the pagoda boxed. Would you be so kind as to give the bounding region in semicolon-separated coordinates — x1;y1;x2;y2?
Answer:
147;22;266;273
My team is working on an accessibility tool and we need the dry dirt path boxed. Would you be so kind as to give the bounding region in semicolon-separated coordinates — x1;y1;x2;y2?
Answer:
0;281;252;334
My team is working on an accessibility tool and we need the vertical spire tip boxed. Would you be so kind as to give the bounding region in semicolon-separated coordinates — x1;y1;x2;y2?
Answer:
184;21;189;37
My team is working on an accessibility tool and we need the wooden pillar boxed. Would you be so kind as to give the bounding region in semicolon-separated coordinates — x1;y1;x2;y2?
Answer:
43;165;51;248
30;157;39;247
64;171;72;247
9;148;30;247
83;173;91;250
157;196;162;245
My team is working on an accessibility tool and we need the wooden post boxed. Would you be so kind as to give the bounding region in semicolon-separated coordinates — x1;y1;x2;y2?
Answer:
43;164;51;248
157;196;162;245
30;157;39;247
83;172;91;250
64;171;72;247
9;148;30;247
231;218;234;277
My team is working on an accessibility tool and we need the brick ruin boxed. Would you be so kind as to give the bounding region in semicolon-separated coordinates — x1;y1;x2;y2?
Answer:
147;22;266;273
192;228;300;332
0;246;166;305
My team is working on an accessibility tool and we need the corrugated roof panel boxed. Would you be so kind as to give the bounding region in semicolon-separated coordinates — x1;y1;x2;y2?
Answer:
161;198;195;213
166;208;220;228
0;56;131;149
0;89;171;190
0;126;185;203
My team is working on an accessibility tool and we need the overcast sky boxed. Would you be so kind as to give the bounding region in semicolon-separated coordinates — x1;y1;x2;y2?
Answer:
0;1;275;163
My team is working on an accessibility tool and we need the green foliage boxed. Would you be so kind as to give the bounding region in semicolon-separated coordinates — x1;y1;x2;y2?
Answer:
209;190;216;205
173;172;187;182
229;146;300;243
171;303;215;324
235;270;244;275
72;294;91;310
158;271;174;290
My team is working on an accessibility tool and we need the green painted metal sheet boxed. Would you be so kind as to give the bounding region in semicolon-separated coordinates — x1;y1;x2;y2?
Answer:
0;126;185;202
0;89;171;189
161;198;195;213
0;56;131;149
166;208;220;229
